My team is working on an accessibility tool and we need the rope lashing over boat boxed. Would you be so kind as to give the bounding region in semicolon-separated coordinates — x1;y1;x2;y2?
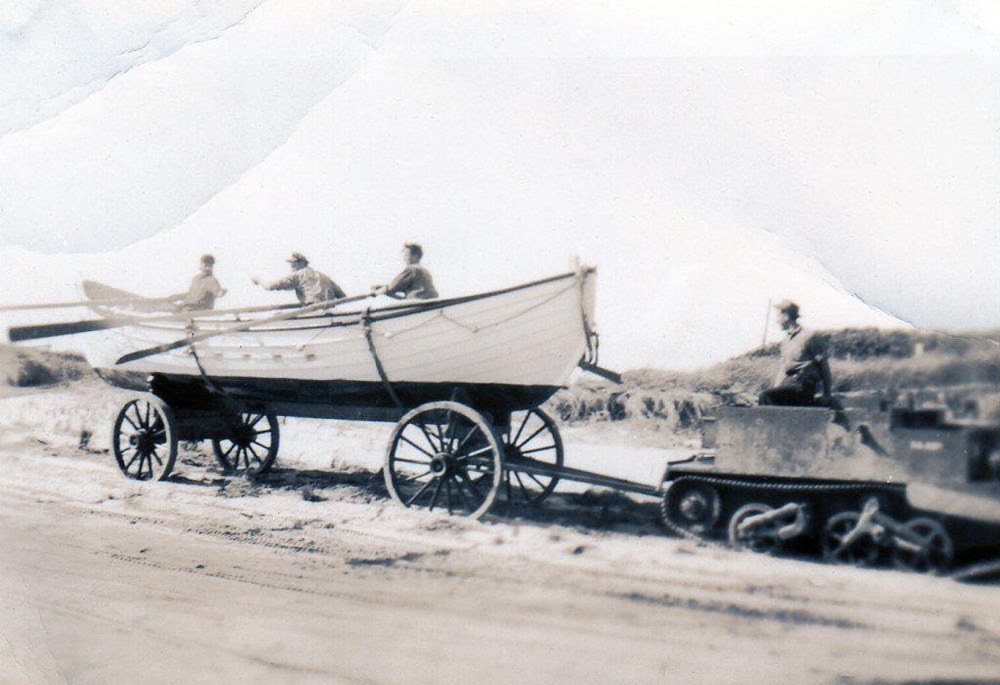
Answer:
362;309;403;409
296;323;335;351
184;319;228;397
378;281;579;340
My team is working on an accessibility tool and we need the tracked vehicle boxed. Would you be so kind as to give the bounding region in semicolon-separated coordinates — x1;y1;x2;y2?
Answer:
661;400;1000;573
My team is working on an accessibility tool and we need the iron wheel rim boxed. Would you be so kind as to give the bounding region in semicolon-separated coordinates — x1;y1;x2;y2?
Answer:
384;402;503;519
112;396;176;481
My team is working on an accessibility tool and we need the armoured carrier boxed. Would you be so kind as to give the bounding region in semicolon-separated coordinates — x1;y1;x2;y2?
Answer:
661;399;1000;573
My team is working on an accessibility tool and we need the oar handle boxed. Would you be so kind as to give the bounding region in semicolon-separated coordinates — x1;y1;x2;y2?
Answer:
124;301;301;322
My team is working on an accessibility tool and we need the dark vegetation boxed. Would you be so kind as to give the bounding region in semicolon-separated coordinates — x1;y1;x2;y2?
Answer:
548;328;1000;432
0;344;91;388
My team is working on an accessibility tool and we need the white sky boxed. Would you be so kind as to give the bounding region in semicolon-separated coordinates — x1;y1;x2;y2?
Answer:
1;1;998;368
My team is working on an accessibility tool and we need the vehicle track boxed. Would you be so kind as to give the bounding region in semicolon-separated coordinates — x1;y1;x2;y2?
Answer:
1;444;996;644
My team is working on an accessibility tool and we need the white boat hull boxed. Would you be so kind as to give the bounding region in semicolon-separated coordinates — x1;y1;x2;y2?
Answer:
87;271;597;396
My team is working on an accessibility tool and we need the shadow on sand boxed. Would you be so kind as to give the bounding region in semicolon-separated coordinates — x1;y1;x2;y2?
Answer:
182;451;665;534
165;456;1000;582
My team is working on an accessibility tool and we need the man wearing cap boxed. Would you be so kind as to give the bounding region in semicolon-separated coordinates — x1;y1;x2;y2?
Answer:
252;252;346;305
758;300;833;407
371;242;438;300
171;254;227;311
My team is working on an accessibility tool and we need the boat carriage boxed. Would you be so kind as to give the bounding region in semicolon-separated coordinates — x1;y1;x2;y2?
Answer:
10;267;641;518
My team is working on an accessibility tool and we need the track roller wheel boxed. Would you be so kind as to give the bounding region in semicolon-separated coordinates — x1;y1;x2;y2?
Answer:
892;517;954;574
728;503;782;554
112;394;177;481
822;511;880;567
384;401;503;519
662;479;722;537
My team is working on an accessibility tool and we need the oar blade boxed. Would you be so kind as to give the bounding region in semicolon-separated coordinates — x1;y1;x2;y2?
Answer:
115;339;188;366
7;318;127;343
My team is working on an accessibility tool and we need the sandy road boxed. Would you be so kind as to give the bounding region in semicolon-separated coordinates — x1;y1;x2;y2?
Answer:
0;386;999;684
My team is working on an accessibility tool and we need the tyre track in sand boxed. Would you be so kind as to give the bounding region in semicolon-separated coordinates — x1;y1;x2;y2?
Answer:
2;443;998;644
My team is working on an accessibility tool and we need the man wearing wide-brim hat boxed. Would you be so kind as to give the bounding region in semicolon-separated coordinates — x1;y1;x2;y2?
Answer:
758;300;833;407
252;252;346;305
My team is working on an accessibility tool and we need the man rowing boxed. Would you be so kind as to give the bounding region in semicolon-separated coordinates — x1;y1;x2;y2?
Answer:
252;252;346;305
170;254;227;311
371;242;438;300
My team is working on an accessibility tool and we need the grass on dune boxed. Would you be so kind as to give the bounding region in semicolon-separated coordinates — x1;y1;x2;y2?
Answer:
549;328;1000;430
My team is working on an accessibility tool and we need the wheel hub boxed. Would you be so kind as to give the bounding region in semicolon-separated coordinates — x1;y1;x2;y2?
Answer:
679;491;709;521
232;424;255;447
130;429;155;451
430;453;455;477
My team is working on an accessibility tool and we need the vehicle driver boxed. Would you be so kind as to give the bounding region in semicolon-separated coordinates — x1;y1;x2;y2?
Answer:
758;300;833;407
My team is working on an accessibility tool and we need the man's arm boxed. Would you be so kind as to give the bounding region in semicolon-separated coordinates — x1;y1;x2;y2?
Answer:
384;268;414;298
806;333;833;399
257;273;299;291
817;357;833;399
208;276;227;298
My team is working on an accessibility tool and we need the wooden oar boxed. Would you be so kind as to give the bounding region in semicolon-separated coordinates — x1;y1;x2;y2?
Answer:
5;298;351;343
8;318;129;343
0;296;176;312
114;293;373;366
122;300;301;321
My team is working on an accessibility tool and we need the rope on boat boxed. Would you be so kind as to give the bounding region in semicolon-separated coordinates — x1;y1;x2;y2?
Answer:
184;318;228;398
296;323;336;351
362;309;403;409
379;281;580;340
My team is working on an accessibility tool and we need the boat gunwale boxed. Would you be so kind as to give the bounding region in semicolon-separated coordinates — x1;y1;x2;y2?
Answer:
107;269;593;333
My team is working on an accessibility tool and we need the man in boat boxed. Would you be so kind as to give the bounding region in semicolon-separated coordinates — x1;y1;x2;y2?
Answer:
758;300;833;407
171;254;227;311
371;242;438;300
251;252;346;305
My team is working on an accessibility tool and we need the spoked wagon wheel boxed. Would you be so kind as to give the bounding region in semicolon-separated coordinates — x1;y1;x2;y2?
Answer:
384;401;503;519
212;411;280;476
500;408;564;506
112;394;177;481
